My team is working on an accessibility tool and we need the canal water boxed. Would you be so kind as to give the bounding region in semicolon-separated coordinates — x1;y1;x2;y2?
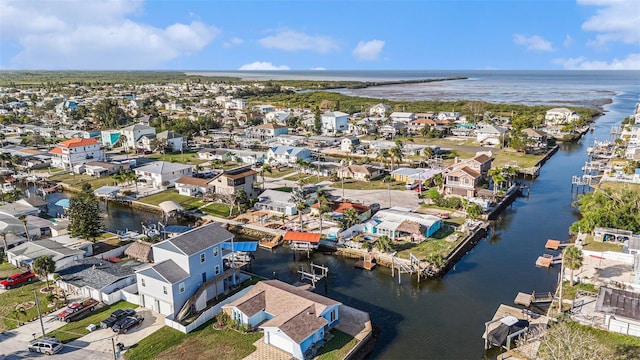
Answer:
247;92;639;359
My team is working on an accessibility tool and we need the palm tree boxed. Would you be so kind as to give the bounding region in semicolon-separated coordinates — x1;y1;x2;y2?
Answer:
290;187;308;231
343;208;361;228
261;163;272;191
377;149;390;169
488;167;506;195
124;170;139;193
374;235;393;252
427;253;446;270
33;255;56;291
563;246;583;287
390;146;403;170
315;189;333;236
18;214;30;241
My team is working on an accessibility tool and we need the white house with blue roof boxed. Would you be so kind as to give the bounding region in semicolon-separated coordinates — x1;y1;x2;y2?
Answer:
135;223;236;319
266;146;312;165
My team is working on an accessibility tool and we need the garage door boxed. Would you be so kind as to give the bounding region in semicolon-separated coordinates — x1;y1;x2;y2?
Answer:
268;332;294;355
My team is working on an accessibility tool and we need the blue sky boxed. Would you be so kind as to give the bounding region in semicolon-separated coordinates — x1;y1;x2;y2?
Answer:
1;0;638;70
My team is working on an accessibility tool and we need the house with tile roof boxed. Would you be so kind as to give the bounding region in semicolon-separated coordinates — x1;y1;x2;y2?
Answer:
49;137;105;171
222;280;342;360
135;223;236;319
134;161;193;189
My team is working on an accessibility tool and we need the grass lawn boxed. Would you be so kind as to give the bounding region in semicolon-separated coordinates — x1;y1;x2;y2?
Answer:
582;236;624;252
200;202;234;218
271;186;293;193
395;228;464;260
330;179;405;191
264;167;295;178
560;281;597;301
492;149;544;168
315;329;358;360
147;152;207;165
138;190;202;210
49;173;118;190
0;262;20;278
0;280;65;332
597;181;640;196
47;301;137;343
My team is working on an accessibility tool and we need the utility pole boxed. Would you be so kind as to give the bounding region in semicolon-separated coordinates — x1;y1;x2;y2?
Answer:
34;290;45;338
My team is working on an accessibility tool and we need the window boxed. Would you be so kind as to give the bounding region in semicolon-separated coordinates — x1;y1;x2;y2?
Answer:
215;265;220;275
330;310;336;322
200;253;206;263
141;278;146;287
163;286;167;295
179;282;185;293
464;178;470;185
213;246;218;257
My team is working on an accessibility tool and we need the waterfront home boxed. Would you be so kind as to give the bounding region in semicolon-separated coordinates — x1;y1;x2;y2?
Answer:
6;239;84;269
211;166;257;197
390;112;416;123
475;124;507;146
544;107;581;125
135;223;236;319
306;136;341;148
336;164;383;181
49;138;105;171
120;124;156;150
369;103;392;117
442;165;482;197
320;111;349;134
407;118;437;133
222;280;341;360
84;161;130;178
156;130;186;152
134;161;193;189
437;111;461;121
593;227;633;243
254;189;298;215
246;123;289;141
340;136;361;152
594;287;640;337
392;167;443;185
175;176;214;197
266;146;312;165
310;201;372;222
0;200;40;218
521;128;548;149
364;207;441;242
55;257;139;304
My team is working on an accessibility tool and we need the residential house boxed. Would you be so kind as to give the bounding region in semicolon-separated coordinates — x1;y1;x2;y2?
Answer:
225;98;248;110
212;166;257;197
100;130;122;147
349;117;379;135
175;176;214;197
389;112;416;123
49;138;105;171
197;148;232;162
369;103;392;117
228;149;266;165
135;223;236;319
246;123;289;141
306;136;340;148
273;134;306;147
340;136;360;152
120;124;156;151
134;161;193;189
56;257;138;303
545;107;581;125
595;287;640;337
378;122;406;138
521;128;548;149
407;118;436;133
437;112;461;121
7;239;84;269
157;130;186;152
253;104;275;114
391;168;424;183
336;164;383;181
364;207;441;242
84;161;130;178
475;124;507;146
266;146;312;165
0;200;40;217
264;111;291;124
320;111;349;134
222;280;342;360
254;189;298;215
311;201;372;223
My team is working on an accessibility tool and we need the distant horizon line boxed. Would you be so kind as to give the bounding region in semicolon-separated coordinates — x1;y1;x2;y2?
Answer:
1;69;638;72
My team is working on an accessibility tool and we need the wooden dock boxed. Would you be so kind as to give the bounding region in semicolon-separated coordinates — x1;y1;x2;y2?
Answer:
544;239;568;251
259;240;280;250
514;291;555;307
355;254;376;270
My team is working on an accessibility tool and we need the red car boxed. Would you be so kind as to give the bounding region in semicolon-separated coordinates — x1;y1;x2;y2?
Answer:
0;271;36;289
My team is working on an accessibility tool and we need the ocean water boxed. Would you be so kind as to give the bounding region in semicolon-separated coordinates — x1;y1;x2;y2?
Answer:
191;70;640;108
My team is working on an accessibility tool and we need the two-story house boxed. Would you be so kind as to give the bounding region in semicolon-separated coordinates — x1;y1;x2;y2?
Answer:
222;280;342;360
134;161;193;189
156;130;186;152
369;103;391;117
266;146;312;165
246;123;289;141
442;153;493;197
340;136;360;152
212;166;257;197
545;107;581;125
320;111;349;134
120;124;156;150
49;138;105;171
389;112;416;123
135;223;235;319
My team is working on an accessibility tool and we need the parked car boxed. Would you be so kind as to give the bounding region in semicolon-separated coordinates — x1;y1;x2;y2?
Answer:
28;337;63;355
113;314;144;334
405;183;419;190
57;299;100;323
414;184;427;192
369;203;381;213
0;271;36;289
100;308;136;329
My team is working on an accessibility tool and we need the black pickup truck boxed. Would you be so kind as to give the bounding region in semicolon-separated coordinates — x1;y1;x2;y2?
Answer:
100;308;136;329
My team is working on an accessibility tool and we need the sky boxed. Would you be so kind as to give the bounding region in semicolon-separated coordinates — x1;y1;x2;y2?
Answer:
0;0;639;71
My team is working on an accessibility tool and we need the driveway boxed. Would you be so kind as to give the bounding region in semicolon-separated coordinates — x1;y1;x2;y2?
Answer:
1;307;164;360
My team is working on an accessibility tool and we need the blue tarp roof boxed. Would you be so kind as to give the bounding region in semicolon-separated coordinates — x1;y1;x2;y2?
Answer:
54;199;70;208
221;242;258;252
163;225;192;234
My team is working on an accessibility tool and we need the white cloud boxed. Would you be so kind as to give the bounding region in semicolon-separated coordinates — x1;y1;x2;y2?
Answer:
258;29;339;53
238;61;290;70
554;53;640;70
352;40;385;61
563;35;573;48
578;0;640;48
0;0;219;69
513;34;553;52
223;37;244;48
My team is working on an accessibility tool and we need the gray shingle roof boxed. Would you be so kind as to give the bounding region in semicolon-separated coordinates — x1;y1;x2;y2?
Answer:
140;259;189;284
154;223;233;256
57;258;137;290
8;239;83;261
